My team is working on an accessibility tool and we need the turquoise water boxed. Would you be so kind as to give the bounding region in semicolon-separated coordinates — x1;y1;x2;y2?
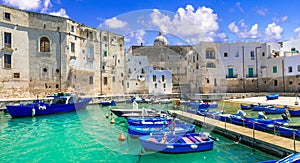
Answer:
0;103;280;163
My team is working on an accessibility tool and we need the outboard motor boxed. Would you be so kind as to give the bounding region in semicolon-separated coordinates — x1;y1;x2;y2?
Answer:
237;110;246;118
281;112;289;121
258;111;267;119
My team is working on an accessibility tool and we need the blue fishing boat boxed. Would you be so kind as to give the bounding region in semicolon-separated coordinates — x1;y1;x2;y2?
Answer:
139;133;214;154
288;109;300;117
189;102;210;109
266;94;279;100
99;100;116;106
260;152;300;163
127;116;172;126
276;126;300;138
128;122;195;137
240;104;257;110
6;93;92;118
252;104;274;111
264;107;286;114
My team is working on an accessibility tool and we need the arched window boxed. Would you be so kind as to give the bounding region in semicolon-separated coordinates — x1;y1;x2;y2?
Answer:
40;37;50;52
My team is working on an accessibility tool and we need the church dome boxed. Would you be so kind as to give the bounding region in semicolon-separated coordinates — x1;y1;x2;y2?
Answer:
154;32;168;46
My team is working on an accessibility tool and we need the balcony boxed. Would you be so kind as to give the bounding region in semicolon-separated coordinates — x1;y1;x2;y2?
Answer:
246;74;257;78
226;74;238;79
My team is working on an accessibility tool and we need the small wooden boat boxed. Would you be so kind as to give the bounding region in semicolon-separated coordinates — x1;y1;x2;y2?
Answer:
288;109;300;117
252;104;274;111
264;107;286;114
127;116;172;126
6;93;92;118
276;126;300;138
99;100;116;106
139;133;214;154
260;152;300;163
128;122;195;137
240;104;257;110
266;94;279;100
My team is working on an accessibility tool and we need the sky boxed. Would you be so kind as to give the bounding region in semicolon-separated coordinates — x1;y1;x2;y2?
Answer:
2;0;300;49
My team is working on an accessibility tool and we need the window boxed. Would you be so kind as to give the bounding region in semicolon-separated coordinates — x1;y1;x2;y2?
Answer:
224;52;228;57
127;82;129;88
4;12;11;20
228;68;234;78
248;68;254;77
70;25;74;32
121;73;123;77
141;69;145;74
163;83;166;88
89;31;93;40
88;47;94;58
89;76;93;84
155;83;157;88
206;63;216;68
70;42;75;52
273;66;277;73
288;66;293;73
13;73;20;78
297;65;300;72
103;51;107;57
235;51;239;57
262;52;265;57
4;32;11;48
40;37;50;52
103;36;107;41
153;75;157;82
274;80;278;86
139;61;141;65
162;75;165;82
112;76;115;82
205;48;215;59
214;78;217;86
250;51;255;60
103;77;108;85
4;54;11;68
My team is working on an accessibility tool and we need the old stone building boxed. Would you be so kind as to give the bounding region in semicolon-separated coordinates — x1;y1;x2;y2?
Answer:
0;5;125;98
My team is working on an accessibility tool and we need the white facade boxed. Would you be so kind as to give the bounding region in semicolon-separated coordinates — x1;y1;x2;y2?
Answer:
284;55;300;76
148;66;172;94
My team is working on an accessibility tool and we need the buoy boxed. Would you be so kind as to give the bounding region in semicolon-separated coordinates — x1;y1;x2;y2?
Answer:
110;118;115;124
105;113;109;118
118;132;125;141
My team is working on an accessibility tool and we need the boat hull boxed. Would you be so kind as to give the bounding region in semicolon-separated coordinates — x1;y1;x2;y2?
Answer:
6;98;92;118
128;123;195;137
288;109;300;117
139;133;214;154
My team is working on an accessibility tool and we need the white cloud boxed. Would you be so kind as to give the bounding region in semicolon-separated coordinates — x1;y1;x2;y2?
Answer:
41;0;52;13
49;8;69;18
236;2;244;13
124;30;146;48
228;20;260;39
273;16;288;24
100;17;128;29
228;22;239;33
149;5;219;44
256;8;268;16
2;0;41;10
264;22;283;42
294;27;300;39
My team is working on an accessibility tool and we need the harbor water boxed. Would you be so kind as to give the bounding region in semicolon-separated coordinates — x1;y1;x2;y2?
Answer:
0;102;283;163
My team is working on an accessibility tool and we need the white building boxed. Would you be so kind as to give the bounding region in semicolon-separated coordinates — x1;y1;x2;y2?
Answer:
148;66;172;94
